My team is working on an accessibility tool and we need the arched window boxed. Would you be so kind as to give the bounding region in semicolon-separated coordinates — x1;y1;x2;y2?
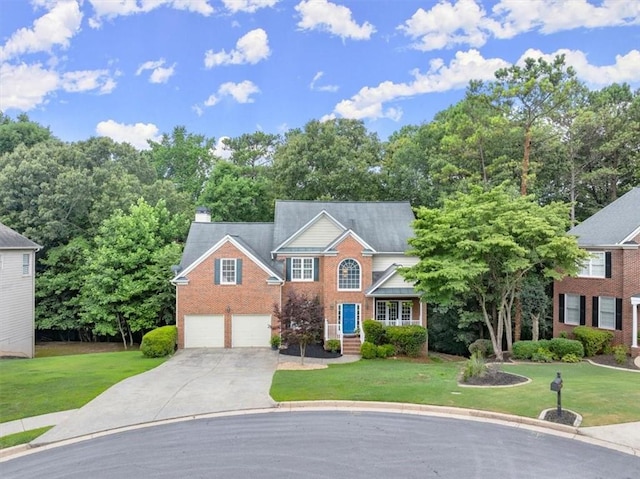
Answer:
338;259;360;290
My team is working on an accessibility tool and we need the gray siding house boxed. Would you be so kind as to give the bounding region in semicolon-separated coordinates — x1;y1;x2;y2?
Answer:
0;223;41;358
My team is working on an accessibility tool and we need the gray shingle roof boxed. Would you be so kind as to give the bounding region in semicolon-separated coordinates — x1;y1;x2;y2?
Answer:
273;200;415;252
569;187;640;246
0;223;41;250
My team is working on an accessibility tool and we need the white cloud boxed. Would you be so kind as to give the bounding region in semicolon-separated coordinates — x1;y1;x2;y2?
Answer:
61;69;117;94
204;29;270;68
222;0;279;13
398;0;640;51
212;136;232;159
295;0;376;40
519;48;640;86
95;120;161;150
329;49;509;121
88;0;214;28
203;80;260;108
0;0;82;61
310;71;339;92
136;59;176;83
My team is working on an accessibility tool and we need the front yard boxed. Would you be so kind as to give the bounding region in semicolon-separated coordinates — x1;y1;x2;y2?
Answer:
271;359;640;427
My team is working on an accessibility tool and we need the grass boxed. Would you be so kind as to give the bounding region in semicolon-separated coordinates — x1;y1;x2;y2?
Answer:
270;359;640;427
0;351;166;423
0;427;52;449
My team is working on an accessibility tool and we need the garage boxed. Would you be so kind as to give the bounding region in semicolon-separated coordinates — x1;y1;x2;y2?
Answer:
232;314;272;347
184;315;224;348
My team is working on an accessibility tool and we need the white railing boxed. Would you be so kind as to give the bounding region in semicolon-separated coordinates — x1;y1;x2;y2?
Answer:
324;319;340;341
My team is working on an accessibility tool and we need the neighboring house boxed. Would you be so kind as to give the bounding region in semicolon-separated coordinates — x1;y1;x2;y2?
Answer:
553;187;640;357
0;223;41;358
171;201;426;352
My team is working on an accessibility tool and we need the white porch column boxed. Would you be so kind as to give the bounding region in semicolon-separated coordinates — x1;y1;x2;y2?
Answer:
632;296;639;349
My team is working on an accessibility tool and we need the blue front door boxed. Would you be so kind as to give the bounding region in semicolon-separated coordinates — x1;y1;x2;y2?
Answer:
342;304;356;334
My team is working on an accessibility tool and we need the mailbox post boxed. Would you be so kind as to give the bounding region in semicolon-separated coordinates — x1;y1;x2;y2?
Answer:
550;372;563;416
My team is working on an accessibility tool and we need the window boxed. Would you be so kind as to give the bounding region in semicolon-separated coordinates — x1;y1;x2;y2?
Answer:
597;296;616;330
579;252;606;278
291;258;314;281
338;259;360;290
564;294;581;325
376;300;413;326
22;254;31;276
220;259;236;284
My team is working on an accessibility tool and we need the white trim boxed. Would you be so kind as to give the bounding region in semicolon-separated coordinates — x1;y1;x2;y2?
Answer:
323;229;376;254
171;235;282;283
220;258;237;285
272;210;346;254
578;251;606;278
621;225;640;244
337;258;361;291
290;257;314;282
596;296;616;330
631;297;639;349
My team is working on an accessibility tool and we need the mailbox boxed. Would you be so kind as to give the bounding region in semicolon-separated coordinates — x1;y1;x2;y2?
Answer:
550;372;563;392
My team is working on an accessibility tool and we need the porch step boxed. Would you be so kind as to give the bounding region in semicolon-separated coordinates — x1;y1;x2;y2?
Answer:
342;336;362;355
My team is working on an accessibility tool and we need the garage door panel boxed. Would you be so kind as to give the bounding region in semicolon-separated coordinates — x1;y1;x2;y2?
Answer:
232;314;271;347
184;315;224;348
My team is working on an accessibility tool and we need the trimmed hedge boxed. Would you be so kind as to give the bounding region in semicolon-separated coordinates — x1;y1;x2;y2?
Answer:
385;325;427;357
360;341;377;359
377;344;396;358
468;339;493;358
512;339;584;360
140;325;177;358
362;319;386;345
573;326;614;357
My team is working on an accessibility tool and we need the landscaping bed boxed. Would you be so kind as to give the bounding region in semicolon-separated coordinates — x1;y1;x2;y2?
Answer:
588;354;639;371
279;343;341;359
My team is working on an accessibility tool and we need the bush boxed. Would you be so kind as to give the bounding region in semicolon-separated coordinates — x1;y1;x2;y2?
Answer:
360;341;377;359
573;326;614;357
462;351;487;381
376;344;396;358
612;344;629;364
385;325;427;357
548;338;584;359
561;353;582;363
362;319;386;345
512;340;551;360
531;347;554;363
468;339;493;358
140;325;177;358
270;335;281;349
324;339;341;353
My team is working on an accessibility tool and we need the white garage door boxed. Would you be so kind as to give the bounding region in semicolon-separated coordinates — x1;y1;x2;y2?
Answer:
184;315;224;348
232;314;271;347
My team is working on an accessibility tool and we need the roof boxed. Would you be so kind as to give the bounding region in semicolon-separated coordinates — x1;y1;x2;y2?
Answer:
569;187;640;246
273;201;415;252
178;222;278;272
0;222;41;250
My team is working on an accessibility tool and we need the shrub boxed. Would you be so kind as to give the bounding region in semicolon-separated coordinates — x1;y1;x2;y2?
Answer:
573;326;614;357
512;340;553;360
140;325;177;358
531;347;554;363
362;319;386;345
385;325;427;357
462;351;487;381
376;344;396;358
559;331;568;339
612;344;629;364
548;338;584;360
270;335;281;349
324;339;341;353
468;339;493;358
360;341;377;359
561;353;582;363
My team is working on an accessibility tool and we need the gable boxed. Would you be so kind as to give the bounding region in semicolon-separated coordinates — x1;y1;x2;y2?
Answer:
288;214;344;249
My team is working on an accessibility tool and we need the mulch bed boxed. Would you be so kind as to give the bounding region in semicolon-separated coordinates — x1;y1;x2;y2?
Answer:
588;354;639;371
279;343;341;359
461;369;528;386
542;409;578;426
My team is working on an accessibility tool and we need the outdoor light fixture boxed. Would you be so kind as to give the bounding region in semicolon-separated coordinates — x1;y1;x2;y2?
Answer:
226;305;231;313
550;372;563;416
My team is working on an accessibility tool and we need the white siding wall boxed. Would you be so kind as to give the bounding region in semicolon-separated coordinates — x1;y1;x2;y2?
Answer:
372;255;418;272
385;272;416;288
0;250;36;358
289;216;343;248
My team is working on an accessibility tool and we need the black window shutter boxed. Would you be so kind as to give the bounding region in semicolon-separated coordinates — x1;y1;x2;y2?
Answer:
615;298;623;330
605;252;612;278
236;259;242;284
214;258;220;285
285;258;291;281
313;258;319;281
592;297;599;327
579;295;586;325
559;294;565;323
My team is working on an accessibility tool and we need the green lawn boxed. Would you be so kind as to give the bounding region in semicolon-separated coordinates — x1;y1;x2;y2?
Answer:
0;427;52;449
0;351;166;423
271;359;640;427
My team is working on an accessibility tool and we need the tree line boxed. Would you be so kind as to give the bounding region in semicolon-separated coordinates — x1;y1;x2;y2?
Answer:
1;55;638;351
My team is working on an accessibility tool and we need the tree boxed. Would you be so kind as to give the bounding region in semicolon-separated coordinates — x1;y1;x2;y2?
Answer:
0;112;54;155
273;291;324;365
78;199;182;348
402;185;588;360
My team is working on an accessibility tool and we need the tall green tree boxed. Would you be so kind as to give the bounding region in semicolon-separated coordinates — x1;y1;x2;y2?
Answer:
402;185;588;360
0;112;54;155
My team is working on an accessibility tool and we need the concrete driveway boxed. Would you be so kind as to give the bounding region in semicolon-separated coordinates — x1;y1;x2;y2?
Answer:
32;349;278;446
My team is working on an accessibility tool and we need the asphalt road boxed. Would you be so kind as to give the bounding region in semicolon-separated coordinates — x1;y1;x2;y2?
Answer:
3;412;638;478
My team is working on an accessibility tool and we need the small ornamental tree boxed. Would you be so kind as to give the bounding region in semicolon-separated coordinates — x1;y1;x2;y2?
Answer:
274;291;324;365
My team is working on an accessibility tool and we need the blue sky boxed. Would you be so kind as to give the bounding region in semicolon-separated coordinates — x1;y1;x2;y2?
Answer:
1;1;639;151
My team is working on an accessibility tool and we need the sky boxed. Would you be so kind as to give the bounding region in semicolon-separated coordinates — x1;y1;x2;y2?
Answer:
1;0;639;151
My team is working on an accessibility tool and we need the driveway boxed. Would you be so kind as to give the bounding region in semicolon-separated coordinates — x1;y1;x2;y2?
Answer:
32;349;278;446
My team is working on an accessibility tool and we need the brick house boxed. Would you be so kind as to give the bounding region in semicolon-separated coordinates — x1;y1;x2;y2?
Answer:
171;201;426;352
553;187;640;357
